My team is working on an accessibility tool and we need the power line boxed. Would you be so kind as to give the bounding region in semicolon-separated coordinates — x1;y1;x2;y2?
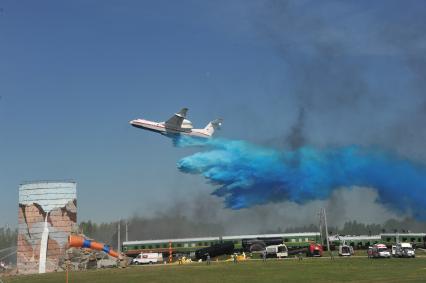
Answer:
0;249;16;261
0;247;16;254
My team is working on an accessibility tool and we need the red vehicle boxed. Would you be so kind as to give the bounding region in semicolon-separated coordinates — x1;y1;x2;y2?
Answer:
306;243;323;257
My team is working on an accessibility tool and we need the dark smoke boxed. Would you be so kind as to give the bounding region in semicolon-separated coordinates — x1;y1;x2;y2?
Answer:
250;0;426;160
286;107;306;149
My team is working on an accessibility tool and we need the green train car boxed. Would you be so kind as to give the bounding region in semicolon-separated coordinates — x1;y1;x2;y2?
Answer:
122;232;320;257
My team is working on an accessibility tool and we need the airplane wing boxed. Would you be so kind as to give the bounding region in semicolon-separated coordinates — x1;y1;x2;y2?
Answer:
165;108;188;130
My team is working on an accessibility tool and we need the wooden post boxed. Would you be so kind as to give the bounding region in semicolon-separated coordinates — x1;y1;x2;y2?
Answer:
66;260;69;283
168;241;172;263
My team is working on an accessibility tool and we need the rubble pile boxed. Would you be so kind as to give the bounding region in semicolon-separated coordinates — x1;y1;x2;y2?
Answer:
0;266;17;278
58;247;117;271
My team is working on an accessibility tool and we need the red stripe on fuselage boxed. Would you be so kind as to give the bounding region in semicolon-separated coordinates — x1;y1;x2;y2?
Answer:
132;120;210;137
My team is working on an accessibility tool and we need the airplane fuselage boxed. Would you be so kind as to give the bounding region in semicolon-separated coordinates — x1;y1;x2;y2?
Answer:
130;119;212;138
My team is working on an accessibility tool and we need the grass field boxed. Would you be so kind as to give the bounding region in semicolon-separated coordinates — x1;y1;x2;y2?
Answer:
3;257;426;283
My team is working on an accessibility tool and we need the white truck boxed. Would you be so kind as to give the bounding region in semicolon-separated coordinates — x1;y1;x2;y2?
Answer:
265;244;288;258
132;253;163;265
392;243;415;258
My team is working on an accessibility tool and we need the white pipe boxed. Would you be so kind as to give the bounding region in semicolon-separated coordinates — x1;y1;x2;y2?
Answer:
38;214;49;274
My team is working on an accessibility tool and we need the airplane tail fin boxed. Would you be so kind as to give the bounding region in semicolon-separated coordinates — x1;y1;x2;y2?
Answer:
204;119;223;136
176;108;188;118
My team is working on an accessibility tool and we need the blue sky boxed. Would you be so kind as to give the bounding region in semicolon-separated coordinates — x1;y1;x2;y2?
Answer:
1;1;425;227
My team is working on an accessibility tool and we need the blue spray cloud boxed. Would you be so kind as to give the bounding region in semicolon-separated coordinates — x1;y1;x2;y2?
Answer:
176;137;426;220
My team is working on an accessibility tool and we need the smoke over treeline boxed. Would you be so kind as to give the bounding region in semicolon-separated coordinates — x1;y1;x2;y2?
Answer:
80;215;223;249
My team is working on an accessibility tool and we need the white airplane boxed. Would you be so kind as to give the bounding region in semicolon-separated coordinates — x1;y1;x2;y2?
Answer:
130;108;222;139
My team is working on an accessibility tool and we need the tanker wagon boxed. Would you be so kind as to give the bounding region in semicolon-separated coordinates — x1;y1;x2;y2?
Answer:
195;242;234;261
242;237;283;252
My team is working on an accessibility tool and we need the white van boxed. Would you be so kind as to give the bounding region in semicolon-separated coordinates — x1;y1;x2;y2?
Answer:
132;253;163;265
266;244;288;258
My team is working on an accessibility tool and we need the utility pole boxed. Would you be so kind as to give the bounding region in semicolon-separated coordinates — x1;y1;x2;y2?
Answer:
117;220;121;252
321;208;332;259
318;211;324;246
125;221;129;242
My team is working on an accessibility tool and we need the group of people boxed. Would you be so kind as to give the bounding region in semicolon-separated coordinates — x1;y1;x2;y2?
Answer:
203;251;264;265
0;261;8;271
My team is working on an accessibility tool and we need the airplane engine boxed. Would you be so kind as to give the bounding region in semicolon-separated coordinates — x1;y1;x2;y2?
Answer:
181;119;193;129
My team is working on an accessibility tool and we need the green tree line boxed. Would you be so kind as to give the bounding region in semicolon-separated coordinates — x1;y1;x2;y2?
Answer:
0;226;17;263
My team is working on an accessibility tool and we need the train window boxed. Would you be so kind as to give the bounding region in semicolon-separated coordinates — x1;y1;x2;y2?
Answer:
402;238;407;242
387;238;391;242
198;243;202;246
156;244;160;248
178;243;182;247
410;238;415;242
204;242;208;246
418;238;422;242
284;238;289;242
